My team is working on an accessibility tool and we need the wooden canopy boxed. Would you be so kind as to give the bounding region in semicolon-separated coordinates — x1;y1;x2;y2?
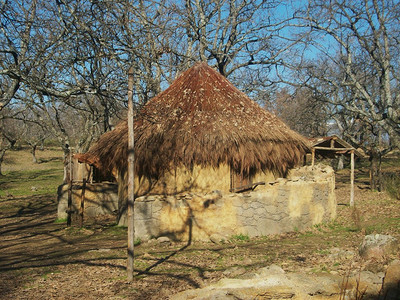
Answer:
310;135;364;206
310;135;363;161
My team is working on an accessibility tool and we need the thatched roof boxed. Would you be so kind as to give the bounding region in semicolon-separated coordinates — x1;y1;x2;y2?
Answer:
76;62;309;178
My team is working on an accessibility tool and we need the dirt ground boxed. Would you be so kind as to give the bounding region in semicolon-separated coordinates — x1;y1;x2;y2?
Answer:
1;162;399;299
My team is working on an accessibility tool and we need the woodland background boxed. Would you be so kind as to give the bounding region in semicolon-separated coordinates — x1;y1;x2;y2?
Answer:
1;0;400;190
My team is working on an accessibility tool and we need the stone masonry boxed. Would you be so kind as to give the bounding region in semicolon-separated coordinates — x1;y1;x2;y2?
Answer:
57;164;336;241
117;164;336;241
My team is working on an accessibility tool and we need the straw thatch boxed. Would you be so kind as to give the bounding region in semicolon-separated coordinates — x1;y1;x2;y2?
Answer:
76;62;309;180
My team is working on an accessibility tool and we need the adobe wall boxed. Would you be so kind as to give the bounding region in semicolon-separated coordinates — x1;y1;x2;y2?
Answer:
117;164;336;241
57;182;118;220
57;164;336;240
117;164;276;197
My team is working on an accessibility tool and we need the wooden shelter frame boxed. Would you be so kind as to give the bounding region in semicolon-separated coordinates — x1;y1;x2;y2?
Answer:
310;135;363;207
65;150;94;227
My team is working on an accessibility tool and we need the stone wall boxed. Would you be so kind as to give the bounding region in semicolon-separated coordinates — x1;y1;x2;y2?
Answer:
57;164;336;241
117;164;336;241
57;182;118;220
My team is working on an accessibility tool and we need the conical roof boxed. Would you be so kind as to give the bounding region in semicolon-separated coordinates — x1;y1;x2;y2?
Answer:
77;62;309;178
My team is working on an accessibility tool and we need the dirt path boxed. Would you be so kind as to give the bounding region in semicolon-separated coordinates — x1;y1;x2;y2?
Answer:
1;174;399;299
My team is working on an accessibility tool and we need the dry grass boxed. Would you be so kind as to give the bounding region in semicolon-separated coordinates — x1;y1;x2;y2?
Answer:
0;150;399;299
2;148;63;172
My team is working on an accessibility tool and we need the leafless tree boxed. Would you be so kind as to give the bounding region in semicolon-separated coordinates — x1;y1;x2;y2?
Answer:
272;87;330;138
285;0;400;189
170;0;301;81
0;108;20;175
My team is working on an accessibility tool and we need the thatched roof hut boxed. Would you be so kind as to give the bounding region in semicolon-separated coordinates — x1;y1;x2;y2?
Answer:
76;62;309;193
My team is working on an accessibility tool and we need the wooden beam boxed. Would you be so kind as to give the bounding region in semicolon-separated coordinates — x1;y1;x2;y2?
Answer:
313;146;355;151
350;150;355;207
127;65;135;281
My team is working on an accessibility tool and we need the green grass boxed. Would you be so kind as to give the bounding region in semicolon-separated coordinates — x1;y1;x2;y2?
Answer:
103;225;128;237
0;148;64;198
0;169;63;197
382;173;400;200
364;217;400;235
230;233;250;243
0;168;63;197
54;218;67;224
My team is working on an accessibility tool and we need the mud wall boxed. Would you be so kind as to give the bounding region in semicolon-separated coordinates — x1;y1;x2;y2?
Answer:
57;165;336;241
117;164;336;241
117;163;276;198
57;182;118;220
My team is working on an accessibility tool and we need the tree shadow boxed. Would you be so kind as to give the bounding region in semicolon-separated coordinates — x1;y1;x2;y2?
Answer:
136;208;194;274
38;157;63;164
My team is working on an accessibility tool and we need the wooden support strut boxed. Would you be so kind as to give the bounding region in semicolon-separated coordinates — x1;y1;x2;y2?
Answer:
67;151;73;227
79;167;92;227
127;65;135;282
311;148;315;168
350;150;355;207
79;178;86;227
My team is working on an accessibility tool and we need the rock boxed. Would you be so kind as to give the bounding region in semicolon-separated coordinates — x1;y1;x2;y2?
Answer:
328;247;355;261
171;276;296;300
359;234;398;260
171;263;391;300
210;234;226;244
157;236;171;244
382;260;400;300
146;238;157;245
365;261;386;273
256;264;286;277
346;271;385;296
223;266;247;277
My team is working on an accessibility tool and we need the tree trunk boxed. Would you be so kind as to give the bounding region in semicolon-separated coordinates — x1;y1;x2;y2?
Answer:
40;139;45;151
337;155;344;170
63;145;71;184
31;144;38;163
0;149;6;176
369;150;382;191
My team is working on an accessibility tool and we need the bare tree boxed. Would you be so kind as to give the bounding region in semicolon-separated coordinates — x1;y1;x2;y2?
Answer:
170;0;301;80
285;0;400;189
0;108;20;175
0;0;89;106
19;112;49;163
273;87;330;138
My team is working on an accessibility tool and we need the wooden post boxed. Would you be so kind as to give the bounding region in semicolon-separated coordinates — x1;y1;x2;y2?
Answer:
127;65;135;281
67;151;73;227
89;166;93;184
350;150;355;207
79;178;86;228
330;137;335;148
311;148;315;168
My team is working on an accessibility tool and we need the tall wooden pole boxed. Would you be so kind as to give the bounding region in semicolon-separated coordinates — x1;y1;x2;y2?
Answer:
67;150;72;226
127;65;135;281
350;150;355;207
